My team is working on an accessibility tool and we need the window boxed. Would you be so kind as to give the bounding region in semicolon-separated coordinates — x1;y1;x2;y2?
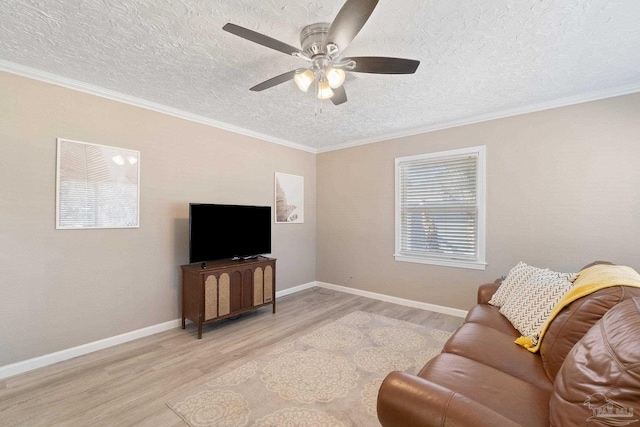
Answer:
395;146;486;270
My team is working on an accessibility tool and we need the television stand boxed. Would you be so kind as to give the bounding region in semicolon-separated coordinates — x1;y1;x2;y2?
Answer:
181;256;276;339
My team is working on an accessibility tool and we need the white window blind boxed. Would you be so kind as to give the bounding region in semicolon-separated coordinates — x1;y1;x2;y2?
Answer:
395;146;486;270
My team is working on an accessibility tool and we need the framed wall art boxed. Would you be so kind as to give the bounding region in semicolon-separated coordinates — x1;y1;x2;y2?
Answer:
56;138;140;229
275;172;304;223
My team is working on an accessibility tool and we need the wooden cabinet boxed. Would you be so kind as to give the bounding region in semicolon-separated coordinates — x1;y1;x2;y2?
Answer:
181;257;276;338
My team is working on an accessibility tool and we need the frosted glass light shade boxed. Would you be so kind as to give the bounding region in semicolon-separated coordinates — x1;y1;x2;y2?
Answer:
325;67;346;89
294;69;315;92
317;80;334;99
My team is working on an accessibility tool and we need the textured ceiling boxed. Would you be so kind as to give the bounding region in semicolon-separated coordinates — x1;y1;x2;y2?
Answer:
1;0;640;152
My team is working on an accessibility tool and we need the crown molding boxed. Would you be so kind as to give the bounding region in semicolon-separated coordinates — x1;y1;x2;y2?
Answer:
3;59;639;156
316;83;640;153
0;60;317;154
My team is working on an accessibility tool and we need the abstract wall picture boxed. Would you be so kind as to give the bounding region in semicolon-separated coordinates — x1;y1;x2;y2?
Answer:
275;173;304;223
56;138;140;229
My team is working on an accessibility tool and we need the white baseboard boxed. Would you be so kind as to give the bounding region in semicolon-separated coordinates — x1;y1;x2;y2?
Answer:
275;281;316;298
313;281;469;318
0;280;465;380
0;319;181;381
0;281;317;380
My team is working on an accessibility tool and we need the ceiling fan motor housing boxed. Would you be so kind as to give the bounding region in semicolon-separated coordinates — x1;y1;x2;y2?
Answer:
300;23;331;57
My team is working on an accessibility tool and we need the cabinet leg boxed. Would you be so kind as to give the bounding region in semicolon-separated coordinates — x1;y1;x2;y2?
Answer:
272;300;276;314
181;317;186;329
198;321;203;339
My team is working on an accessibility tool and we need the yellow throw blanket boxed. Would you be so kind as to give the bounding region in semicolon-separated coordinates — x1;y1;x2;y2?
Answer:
515;264;640;352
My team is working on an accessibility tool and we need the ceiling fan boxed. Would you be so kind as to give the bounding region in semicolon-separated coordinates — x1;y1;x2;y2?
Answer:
222;0;420;106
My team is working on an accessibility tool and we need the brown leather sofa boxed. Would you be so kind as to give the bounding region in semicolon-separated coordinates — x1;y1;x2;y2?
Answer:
377;278;640;426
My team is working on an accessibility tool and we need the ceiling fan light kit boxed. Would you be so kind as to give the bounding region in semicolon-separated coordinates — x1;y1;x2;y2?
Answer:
326;67;346;89
316;79;334;100
222;0;420;106
293;69;315;92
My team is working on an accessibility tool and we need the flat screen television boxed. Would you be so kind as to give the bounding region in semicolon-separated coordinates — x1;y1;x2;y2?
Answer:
189;203;271;264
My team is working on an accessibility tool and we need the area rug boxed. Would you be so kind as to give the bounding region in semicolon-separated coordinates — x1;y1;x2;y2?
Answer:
167;311;452;426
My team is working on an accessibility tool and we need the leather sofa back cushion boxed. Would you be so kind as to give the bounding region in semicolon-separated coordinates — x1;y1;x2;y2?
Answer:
540;286;640;381
549;297;640;426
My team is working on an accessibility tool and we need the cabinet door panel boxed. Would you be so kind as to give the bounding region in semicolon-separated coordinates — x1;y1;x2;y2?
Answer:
242;269;253;309
254;267;264;306
204;274;218;320
219;273;231;316
230;271;243;313
264;265;273;303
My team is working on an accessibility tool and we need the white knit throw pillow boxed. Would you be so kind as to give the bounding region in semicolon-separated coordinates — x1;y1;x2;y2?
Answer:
499;269;574;346
488;262;547;307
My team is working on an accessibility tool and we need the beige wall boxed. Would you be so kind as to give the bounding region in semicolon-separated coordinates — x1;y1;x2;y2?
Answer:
317;93;640;310
0;72;316;367
2;68;639;368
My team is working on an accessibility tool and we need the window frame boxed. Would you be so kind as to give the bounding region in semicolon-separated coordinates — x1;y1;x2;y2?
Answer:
394;145;486;270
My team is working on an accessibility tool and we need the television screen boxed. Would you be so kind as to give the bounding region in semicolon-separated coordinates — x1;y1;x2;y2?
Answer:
189;203;271;263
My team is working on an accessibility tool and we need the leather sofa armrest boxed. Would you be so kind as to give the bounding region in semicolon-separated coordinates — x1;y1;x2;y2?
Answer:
477;281;501;304
377;371;520;427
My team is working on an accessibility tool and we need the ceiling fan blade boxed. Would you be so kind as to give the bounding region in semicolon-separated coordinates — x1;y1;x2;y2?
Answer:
223;23;302;56
331;85;348;105
250;69;301;91
324;0;379;52
344;56;420;74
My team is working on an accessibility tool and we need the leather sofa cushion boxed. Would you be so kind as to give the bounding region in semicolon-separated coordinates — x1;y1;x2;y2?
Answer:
540;286;640;381
418;353;551;427
477;281;502;304
443;323;553;392
549;297;640;426
464;304;520;337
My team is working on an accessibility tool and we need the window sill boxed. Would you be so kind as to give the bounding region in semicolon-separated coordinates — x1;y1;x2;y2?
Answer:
394;254;487;270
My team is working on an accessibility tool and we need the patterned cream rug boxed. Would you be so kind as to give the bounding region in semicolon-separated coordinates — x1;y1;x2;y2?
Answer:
167;310;452;426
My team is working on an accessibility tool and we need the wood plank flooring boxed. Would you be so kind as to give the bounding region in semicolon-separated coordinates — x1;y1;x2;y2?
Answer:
0;288;463;426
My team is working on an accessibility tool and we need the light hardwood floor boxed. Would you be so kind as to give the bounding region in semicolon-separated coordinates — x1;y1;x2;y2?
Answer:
0;288;463;426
